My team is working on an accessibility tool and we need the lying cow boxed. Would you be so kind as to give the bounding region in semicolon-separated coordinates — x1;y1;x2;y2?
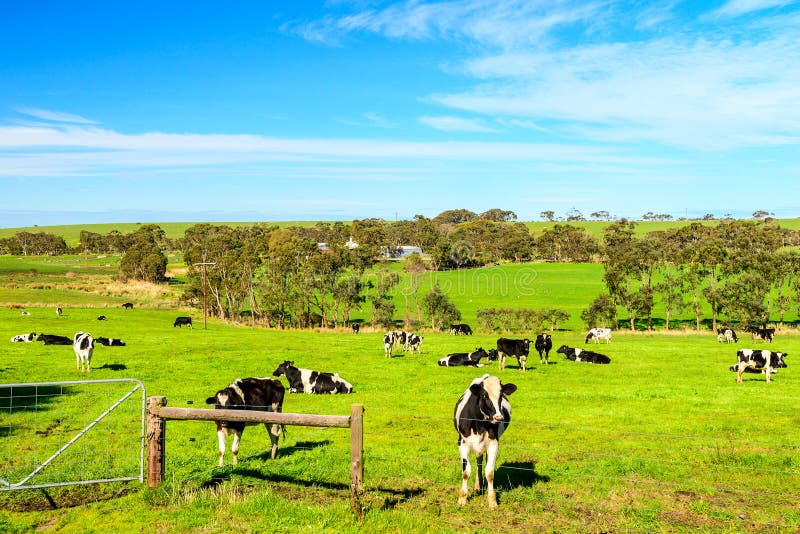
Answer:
749;327;775;343
449;323;473;335
717;328;738;343
95;337;126;347
173;316;192;328
11;332;37;342
38;334;72;345
272;361;353;394
97;315;107;321
585;327;612;344
557;345;611;364
454;374;517;509
732;349;787;383
205;377;285;466
535;334;553;364
73;332;95;373
439;348;491;367
496;338;531;371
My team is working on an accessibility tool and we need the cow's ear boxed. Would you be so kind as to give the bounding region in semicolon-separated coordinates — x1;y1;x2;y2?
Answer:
469;384;484;396
205;396;217;405
502;383;517;396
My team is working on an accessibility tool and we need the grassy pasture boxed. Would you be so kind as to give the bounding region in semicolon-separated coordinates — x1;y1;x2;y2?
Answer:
1;302;799;532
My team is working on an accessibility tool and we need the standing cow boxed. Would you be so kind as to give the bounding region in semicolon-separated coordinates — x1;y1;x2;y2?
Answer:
585;327;612;344
534;334;553;364
173;316;193;328
205;377;285;466
454;374;517;509
272;361;353;394
733;349;787;383
496;338;531;371
717;328;738;343
73;332;95;373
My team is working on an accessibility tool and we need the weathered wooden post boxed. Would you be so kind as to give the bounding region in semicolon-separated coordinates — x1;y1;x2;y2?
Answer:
146;396;166;488
350;403;364;513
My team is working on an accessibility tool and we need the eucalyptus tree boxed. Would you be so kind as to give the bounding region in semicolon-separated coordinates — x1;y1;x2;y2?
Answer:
535;224;599;262
422;281;461;330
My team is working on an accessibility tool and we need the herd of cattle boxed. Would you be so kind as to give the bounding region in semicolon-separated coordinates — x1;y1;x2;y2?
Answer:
10;307;792;509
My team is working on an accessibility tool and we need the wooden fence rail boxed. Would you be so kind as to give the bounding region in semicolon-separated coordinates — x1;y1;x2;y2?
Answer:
145;396;364;510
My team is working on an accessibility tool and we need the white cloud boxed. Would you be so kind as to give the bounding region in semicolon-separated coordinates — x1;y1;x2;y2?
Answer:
15;107;98;125
418;115;496;132
711;0;798;18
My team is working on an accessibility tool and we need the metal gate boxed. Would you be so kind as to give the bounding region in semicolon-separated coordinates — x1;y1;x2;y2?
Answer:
0;379;145;491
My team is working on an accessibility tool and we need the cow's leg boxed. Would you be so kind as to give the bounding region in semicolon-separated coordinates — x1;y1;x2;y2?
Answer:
737;364;745;383
765;367;772;383
485;440;500;509
498;353;505;370
231;429;242;464
519;355;527;372
266;423;280;459
458;443;471;506
475;452;484;492
216;429;227;467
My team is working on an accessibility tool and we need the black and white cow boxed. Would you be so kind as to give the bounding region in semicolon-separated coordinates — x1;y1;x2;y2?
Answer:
20;310;30;316
454;374;517;509
205;377;285;466
351;323;360;334
97;315;107;321
38;334;72;345
383;331;396;358
73;332;95;373
717;328;738;343
122;302;134;310
95;336;126;347
272;361;353;394
11;332;37;342
496;338;531;371
449;323;473;335
405;333;423;353
173;316;192;328
732;349;787;383
439;348;491;367
557;344;611;364
585;327;612;344
534;334;553;364
749;327;775;343
56;307;63;316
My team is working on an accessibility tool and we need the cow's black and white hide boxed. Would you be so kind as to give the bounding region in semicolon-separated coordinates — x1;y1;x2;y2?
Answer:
56;307;62;316
717;328;738;343
173;316;192;328
97;315;107;321
453;374;517;509
73;332;95;373
11;332;37;343
535;334;553;364
557;345;611;364
37;334;72;345
95;336;126;347
272;360;354;394
449;323;473;335
383;331;396;358
20;311;30;316
496;338;531;371
351;323;360;334
205;377;285;466
584;327;612;344
405;333;423;353
732;349;787;383
749;327;775;343
439;348;491;367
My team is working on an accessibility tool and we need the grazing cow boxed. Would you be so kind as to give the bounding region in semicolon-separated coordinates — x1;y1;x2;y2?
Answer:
439;348;491;367
11;332;37;343
454;374;517;509
20;311;30;316
95;336;126;347
351;323;360;334
749;327;775;343
557;345;611;364
272;361;353;394
535;334;553;364
97;315;107;321
173;316;192;328
122;302;134;310
56;307;62;317
717;328;738;343
496;338;531;371
73;332;95;373
205;377;285;466
37;334;72;345
383;331;396;358
732;349;787;383
449;323;473;335
405;333;423;353
585;327;612;344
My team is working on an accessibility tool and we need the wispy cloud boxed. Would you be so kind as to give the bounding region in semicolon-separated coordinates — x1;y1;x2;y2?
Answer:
419;115;496;132
711;0;798;18
15;107;98;125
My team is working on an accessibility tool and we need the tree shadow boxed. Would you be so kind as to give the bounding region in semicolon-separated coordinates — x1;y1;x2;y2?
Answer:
93;363;128;371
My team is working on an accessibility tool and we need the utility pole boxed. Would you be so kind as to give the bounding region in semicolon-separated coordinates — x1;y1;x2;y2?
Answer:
194;262;216;329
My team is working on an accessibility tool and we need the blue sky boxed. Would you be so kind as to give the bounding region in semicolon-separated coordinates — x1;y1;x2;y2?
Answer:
1;0;799;227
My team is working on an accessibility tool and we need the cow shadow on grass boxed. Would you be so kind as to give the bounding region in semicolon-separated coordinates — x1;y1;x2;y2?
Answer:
495;461;549;491
93;363;128;371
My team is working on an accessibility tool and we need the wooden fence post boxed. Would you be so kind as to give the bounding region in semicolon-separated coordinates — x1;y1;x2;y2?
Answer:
146;396;166;488
350;403;364;512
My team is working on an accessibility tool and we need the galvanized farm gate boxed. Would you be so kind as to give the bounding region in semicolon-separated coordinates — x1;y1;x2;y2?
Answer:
0;379;146;491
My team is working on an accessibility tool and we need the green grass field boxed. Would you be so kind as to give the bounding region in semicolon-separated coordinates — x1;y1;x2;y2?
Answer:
2;257;799;532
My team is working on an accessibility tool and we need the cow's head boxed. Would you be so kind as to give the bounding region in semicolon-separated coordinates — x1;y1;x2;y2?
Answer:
485;349;498;362
774;352;788;368
272;360;294;377
556;344;569;354
469;376;517;423
470;347;488;359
